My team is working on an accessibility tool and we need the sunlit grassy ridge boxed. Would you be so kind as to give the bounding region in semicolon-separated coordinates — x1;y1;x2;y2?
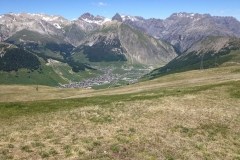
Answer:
145;48;240;80
0;65;240;159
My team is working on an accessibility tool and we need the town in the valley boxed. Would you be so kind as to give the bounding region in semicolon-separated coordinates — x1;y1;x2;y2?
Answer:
59;67;151;89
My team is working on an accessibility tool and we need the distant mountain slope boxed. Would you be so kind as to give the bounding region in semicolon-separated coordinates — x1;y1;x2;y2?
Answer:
1;12;178;66
0;13;178;87
144;36;240;79
73;22;177;66
0;42;99;86
1;12;240;86
0;42;40;72
1;12;240;54
0;13;69;41
119;12;240;53
119;24;176;65
0;13;110;46
5;29;75;61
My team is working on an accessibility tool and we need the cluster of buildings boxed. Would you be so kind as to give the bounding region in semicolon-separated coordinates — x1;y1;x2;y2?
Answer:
60;68;119;89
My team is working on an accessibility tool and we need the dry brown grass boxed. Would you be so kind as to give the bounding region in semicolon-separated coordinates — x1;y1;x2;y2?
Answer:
0;66;240;159
0;87;239;159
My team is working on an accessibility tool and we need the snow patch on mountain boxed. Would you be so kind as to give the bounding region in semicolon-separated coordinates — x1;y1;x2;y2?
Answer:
82;18;111;25
9;13;20;16
53;23;62;29
103;18;111;23
174;13;197;19
42;16;55;21
121;15;139;21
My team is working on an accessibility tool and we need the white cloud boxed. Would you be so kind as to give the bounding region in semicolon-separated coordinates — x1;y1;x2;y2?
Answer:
92;2;108;7
98;2;107;7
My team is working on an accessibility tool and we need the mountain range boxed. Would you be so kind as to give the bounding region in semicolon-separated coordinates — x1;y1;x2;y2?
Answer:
0;12;240;86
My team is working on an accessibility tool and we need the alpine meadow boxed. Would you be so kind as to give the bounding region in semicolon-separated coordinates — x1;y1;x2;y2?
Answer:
0;0;240;159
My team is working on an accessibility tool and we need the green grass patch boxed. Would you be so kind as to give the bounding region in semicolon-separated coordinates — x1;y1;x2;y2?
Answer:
0;81;239;121
0;65;66;86
200;123;229;139
89;114;113;124
229;81;240;98
39;148;58;159
173;123;229;140
145;49;240;80
21;145;33;152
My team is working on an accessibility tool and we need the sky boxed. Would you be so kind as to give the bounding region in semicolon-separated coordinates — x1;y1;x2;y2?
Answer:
0;0;240;20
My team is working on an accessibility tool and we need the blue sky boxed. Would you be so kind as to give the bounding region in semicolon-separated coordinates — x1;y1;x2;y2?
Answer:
1;0;240;20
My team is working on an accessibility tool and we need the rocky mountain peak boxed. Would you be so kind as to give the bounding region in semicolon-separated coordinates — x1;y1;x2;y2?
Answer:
112;13;123;22
1;13;67;22
119;12;240;53
79;13;95;20
1;11;240;55
168;12;211;20
121;15;142;22
95;15;105;21
78;13;109;25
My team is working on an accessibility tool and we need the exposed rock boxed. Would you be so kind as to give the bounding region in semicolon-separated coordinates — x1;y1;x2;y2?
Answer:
112;13;123;22
120;12;240;53
74;22;177;65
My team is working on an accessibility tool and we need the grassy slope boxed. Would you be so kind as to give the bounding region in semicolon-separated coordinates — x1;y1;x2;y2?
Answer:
145;48;240;80
0;65;240;159
0;52;146;88
1;65;239;102
0;66;65;86
0;54;102;86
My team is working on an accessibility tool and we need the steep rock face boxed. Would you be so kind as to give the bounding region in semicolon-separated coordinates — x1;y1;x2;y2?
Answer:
185;36;234;54
161;13;240;53
6;29;66;44
73;13;110;32
63;24;87;47
119;24;176;65
2;12;240;67
112;13;123;22
144;36;240;79
0;12;178;67
63;13;111;46
74;22;177;65
79;13;109;24
122;16;165;39
120;12;240;53
2;12;240;54
75;31;127;62
0;13;70;41
0;13;110;46
5;29;75;59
